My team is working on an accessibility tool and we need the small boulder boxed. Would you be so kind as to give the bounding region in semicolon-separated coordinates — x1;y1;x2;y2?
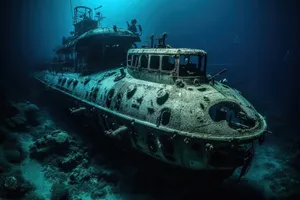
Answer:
3;176;18;191
23;103;40;113
23;103;40;126
54;132;69;144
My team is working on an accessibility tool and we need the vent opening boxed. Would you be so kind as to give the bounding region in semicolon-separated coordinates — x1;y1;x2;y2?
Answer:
160;136;175;162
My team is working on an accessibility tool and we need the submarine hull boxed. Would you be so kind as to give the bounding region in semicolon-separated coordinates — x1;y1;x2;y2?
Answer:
34;68;262;173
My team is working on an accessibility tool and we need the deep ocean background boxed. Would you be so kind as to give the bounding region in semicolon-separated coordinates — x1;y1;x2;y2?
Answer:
2;0;300;119
1;0;300;199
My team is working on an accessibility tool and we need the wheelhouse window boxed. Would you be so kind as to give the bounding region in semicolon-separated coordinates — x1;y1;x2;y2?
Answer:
132;55;138;68
127;54;132;66
149;55;160;70
140;54;149;68
179;55;206;77
162;55;175;71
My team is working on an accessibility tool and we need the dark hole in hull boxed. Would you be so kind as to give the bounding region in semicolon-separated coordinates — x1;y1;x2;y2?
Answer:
160;108;171;126
147;134;157;154
106;89;115;108
161;108;171;126
160;136;175;162
114;93;123;111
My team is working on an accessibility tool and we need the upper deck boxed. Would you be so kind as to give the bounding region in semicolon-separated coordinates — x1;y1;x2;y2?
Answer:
56;27;140;53
55;4;140;54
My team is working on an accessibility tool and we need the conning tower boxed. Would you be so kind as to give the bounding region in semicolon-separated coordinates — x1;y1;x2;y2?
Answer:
127;33;208;85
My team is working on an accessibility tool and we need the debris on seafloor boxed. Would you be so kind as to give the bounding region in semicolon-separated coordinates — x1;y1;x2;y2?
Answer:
0;100;42;199
0;99;124;199
1;99;300;200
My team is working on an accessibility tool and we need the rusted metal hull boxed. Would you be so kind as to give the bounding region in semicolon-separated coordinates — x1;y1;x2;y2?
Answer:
34;68;266;173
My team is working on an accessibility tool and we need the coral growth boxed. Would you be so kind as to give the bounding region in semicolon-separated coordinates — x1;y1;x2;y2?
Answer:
0;168;35;199
29;129;89;174
0;100;42;199
29;130;73;161
29;124;123;199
